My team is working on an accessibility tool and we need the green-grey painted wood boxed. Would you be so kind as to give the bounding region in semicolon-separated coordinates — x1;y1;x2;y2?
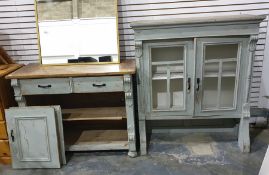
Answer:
5;106;61;169
132;15;264;155
65;142;129;151
10;74;137;157
195;37;249;117
19;78;71;95
143;40;195;118
133;23;260;41
124;74;137;157
53;106;66;165
73;76;123;93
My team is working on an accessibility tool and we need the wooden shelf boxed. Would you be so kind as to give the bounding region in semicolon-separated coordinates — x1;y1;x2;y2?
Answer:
62;107;126;121
64;129;128;151
152;73;183;80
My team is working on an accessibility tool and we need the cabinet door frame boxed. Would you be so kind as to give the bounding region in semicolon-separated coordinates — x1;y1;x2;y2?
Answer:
194;37;249;117
5;106;63;169
143;40;195;118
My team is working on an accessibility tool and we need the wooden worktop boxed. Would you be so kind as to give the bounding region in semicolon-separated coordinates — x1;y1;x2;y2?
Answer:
6;59;136;79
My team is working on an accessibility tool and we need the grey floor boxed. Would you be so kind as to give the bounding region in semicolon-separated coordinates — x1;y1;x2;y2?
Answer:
1;128;268;175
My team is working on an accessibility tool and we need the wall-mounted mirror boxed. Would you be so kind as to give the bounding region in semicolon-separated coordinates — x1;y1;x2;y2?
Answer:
35;0;119;65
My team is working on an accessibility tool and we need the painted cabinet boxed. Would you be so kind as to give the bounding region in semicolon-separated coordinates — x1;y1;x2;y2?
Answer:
5;60;137;169
5;106;65;169
144;38;249;119
132;15;266;155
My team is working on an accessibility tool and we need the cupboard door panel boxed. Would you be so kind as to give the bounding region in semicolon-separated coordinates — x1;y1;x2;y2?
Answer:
195;37;249;116
5;106;61;169
144;40;195;118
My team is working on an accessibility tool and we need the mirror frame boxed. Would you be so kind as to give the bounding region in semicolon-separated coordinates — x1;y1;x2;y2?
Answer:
34;0;120;65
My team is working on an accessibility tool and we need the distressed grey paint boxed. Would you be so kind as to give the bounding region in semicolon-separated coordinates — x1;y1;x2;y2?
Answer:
10;74;138;159
5;106;63;169
132;16;263;154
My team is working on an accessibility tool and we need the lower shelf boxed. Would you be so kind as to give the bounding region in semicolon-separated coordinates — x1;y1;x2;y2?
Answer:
62;107;126;121
65;130;129;151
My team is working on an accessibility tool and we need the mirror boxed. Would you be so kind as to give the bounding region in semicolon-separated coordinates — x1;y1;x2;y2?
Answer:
35;0;119;65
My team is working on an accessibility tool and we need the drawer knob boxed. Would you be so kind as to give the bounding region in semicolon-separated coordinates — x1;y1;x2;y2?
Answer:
38;85;52;89
92;83;106;88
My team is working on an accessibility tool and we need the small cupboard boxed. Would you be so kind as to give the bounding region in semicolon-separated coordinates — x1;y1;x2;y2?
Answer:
132;15;266;155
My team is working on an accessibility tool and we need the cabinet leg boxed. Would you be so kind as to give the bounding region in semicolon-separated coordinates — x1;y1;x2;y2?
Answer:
238;103;250;153
139;120;147;155
124;75;137;157
128;151;138;158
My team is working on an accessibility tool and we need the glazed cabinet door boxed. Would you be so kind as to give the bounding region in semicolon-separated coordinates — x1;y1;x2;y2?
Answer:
144;40;195;118
195;37;249;117
5;106;65;169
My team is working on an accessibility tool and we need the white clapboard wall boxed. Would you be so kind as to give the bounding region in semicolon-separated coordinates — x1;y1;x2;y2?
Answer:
0;0;268;106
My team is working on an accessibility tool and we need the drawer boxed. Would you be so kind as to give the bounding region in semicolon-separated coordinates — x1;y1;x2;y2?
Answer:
73;76;123;93
0;122;7;139
0;157;11;164
0;140;10;157
20;78;71;95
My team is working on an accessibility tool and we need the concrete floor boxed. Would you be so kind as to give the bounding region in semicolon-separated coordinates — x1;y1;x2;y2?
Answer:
1;128;268;175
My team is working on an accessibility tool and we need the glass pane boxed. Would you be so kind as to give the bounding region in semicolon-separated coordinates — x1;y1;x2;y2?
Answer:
222;61;237;76
220;77;236;108
152;46;184;62
171;79;184;109
152;64;184;80
79;0;116;18
202;77;218;109
152;80;168;110
205;44;238;60
37;0;73;21
204;62;218;76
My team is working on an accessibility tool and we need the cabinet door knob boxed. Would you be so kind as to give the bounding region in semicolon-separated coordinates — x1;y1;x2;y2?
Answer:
10;130;15;142
187;78;191;92
196;78;200;92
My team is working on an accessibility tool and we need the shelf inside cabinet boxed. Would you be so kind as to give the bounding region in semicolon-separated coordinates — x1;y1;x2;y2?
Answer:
64;129;128;151
152;73;183;80
62;107;126;121
152;60;183;66
204;72;236;78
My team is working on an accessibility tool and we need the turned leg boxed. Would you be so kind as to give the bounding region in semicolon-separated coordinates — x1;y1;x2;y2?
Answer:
238;103;250;152
124;75;137;158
